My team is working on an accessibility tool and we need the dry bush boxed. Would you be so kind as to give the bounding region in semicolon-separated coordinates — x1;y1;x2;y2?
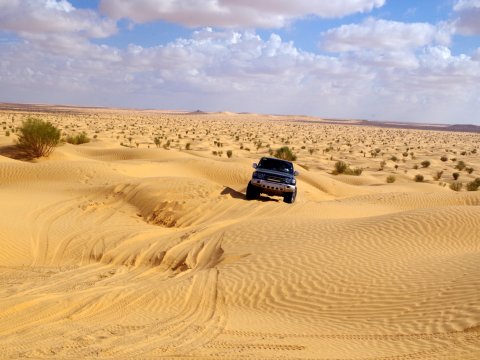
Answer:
66;132;90;145
274;146;297;161
386;175;396;183
17;117;61;158
414;174;424;182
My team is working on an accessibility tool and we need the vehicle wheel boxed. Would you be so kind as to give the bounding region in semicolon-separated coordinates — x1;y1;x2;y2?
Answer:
246;182;259;200
283;189;297;204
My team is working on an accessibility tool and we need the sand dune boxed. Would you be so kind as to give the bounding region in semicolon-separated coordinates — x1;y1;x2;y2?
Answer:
0;106;479;359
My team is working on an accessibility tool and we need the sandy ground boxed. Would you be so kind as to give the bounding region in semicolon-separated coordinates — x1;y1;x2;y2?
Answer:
0;106;479;359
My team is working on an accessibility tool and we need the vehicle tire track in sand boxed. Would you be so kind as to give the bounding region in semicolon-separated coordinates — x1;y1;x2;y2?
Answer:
28;198;84;266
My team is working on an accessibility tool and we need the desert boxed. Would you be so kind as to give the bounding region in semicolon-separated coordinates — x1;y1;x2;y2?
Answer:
0;103;479;359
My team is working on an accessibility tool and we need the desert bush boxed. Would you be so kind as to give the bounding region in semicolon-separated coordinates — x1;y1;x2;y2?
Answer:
466;167;474;174
433;171;443;181
66;132;90;145
185;142;191;150
440;155;448;162
466;178;480;191
449;182;463;192
333;161;362;176
345;167;363;176
453;172;460;180
5;130;10;136
274;146;297;161
334;161;348;174
421;160;431;168
455;161;466;171
17;117;61;158
386;175;396;183
226;150;233;158
414;174;424;182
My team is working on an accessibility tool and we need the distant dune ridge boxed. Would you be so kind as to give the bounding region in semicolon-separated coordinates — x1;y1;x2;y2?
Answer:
0;103;479;359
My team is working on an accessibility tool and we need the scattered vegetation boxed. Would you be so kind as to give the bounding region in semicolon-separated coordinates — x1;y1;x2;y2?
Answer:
386;175;396;183
449;182;463;192
333;161;363;176
466;178;480;191
455;161;466;171
421;160;431;168
334;161;348;174
414;174;424;182
66;132;90;145
433;171;443;181
274;146;297;161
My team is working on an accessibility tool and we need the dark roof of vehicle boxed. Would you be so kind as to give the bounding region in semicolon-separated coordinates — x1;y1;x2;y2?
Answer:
260;156;293;164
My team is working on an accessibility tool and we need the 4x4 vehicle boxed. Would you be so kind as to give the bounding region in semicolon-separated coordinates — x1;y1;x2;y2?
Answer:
246;157;299;203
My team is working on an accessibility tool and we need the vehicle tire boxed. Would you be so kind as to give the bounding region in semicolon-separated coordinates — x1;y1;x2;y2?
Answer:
246;182;259;200
283;189;297;204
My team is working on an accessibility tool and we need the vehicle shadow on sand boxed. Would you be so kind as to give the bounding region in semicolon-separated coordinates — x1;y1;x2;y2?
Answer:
221;187;280;202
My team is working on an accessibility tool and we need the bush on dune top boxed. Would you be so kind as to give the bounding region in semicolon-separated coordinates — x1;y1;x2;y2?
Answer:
17;117;61;158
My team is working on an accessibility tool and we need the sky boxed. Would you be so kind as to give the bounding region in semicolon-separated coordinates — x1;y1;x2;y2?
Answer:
0;1;480;124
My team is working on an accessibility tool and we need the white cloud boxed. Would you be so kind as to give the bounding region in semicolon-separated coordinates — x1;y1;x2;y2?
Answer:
0;0;116;38
474;48;480;61
321;18;451;52
453;0;480;35
1;27;479;123
99;0;386;28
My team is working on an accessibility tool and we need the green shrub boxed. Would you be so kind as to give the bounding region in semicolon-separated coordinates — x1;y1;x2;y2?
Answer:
414;174;424;182
386;175;396;183
66;132;90;145
449;182;463;192
17;117;61;158
274;146;297;161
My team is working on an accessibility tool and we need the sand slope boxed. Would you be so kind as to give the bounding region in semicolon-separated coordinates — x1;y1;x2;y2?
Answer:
0;110;479;359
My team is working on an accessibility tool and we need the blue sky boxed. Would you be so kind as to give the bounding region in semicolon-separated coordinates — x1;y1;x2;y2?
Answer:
1;0;480;124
